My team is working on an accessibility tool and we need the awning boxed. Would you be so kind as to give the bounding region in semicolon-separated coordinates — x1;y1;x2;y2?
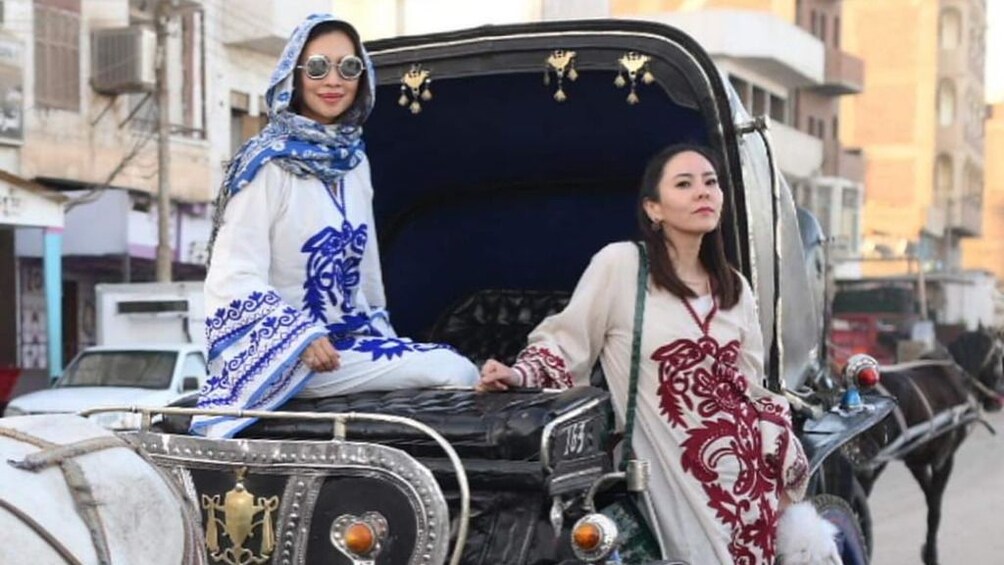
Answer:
0;169;67;229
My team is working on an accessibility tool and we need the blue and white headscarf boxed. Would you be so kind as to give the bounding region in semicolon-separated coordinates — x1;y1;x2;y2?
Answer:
208;13;376;264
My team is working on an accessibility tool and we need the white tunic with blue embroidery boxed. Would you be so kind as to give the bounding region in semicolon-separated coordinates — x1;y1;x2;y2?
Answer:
193;157;478;438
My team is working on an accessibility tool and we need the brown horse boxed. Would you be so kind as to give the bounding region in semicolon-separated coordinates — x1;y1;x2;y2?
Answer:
855;329;1003;565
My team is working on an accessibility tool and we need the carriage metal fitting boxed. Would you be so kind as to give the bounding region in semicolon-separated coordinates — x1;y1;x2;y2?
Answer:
841;354;881;411
844;354;881;389
625;458;650;493
570;513;619;563
581;458;650;513
736;115;771;135
330;511;388;564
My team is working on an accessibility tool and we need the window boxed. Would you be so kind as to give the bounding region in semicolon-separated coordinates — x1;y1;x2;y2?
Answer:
819;14;827;43
811;10;818;37
832;116;839;139
59;351;176;390
840;187;860;254
769;94;786;124
807;116;825;139
229;90;266;155
834;16;841;48
935;154;953;199
33;0;81;111
939;8;962;50
818;119;825;140
938;79;956;126
752;86;767;116
815;184;833;237
181;352;207;379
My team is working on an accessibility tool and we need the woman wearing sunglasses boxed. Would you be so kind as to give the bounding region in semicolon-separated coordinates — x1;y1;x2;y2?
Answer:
193;14;478;438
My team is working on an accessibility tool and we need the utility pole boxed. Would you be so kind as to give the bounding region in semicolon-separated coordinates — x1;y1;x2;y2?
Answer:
155;0;174;281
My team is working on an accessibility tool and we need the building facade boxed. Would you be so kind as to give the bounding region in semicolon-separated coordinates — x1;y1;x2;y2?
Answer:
840;0;987;275
610;0;866;277
962;102;1003;279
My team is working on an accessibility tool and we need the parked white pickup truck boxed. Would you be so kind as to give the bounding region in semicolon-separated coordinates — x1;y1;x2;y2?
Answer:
2;282;208;429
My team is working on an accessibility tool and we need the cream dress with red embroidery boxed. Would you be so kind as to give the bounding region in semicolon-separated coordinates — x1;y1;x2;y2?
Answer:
512;242;808;565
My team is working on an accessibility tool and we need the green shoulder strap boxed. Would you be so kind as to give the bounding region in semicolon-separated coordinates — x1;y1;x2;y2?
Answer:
621;241;648;470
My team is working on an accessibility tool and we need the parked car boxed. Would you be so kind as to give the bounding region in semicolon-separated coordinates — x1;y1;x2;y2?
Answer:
3;344;207;429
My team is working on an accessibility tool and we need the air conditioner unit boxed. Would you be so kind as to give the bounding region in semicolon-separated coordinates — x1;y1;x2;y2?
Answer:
90;26;156;95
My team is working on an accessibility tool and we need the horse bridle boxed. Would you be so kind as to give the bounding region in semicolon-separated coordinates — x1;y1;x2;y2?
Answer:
968;339;1003;403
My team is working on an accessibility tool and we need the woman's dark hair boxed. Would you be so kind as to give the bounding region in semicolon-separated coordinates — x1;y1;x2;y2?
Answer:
637;143;741;309
289;21;370;121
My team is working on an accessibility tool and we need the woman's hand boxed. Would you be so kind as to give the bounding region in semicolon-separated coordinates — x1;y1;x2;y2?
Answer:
477;359;521;392
301;336;341;372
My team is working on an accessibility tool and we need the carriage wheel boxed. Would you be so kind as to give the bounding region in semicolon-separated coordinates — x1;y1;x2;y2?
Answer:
847;476;873;559
811;494;869;565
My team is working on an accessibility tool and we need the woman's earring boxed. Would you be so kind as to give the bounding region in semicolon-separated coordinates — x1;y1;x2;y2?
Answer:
650;219;661;232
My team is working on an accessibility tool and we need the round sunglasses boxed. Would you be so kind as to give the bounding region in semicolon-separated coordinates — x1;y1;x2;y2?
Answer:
296;54;365;81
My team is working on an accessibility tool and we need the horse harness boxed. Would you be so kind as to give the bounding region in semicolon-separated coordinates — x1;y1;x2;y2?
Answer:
869;358;992;466
968;339;1003;402
0;425;203;565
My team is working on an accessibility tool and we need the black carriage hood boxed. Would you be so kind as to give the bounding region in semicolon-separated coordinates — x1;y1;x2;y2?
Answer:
362;20;752;340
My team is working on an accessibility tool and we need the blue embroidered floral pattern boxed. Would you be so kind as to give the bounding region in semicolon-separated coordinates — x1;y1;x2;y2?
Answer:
298;181;453;363
354;337;448;361
206;291;282;360
200;301;320;405
301;221;368;321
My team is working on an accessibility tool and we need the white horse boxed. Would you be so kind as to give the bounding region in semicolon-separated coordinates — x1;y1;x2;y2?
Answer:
0;414;204;565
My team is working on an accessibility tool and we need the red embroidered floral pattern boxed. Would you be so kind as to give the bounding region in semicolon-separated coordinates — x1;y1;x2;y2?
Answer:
514;345;574;389
652;334;804;563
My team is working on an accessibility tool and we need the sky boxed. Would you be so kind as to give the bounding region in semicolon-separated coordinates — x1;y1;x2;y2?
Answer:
988;0;1003;102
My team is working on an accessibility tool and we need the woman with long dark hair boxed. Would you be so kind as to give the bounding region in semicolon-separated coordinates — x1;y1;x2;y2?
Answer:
194;15;477;438
479;144;834;563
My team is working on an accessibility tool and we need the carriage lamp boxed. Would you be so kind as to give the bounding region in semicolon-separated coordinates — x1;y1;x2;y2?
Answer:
330;512;388;562
841;354;881;411
570;513;619;562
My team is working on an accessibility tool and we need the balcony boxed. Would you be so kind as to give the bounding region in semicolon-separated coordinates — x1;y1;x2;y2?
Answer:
221;0;331;56
949;196;983;238
771;122;823;179
654;10;824;88
821;142;865;182
810;47;863;96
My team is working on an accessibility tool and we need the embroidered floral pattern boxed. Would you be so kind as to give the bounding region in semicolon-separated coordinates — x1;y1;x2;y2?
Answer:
514;345;574;388
301;221;368;321
206;290;283;360
201;303;317;402
652;335;805;563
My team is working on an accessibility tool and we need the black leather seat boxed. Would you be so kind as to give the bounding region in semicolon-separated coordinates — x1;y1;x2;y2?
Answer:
427;289;571;366
239;387;607;463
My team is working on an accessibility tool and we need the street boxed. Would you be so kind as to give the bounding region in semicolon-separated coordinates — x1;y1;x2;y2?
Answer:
870;407;1004;564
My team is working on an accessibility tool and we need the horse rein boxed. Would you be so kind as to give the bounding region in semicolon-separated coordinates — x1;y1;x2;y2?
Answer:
0;496;84;565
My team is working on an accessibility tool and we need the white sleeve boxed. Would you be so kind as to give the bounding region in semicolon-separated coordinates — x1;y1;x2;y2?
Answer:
196;163;329;437
512;244;621;389
206;163;290;309
736;275;767;389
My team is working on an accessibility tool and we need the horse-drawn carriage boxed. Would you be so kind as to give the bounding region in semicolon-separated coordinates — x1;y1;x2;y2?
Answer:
1;19;903;564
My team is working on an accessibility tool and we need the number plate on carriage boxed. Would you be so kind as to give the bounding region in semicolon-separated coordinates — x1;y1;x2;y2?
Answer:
546;411;609;494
